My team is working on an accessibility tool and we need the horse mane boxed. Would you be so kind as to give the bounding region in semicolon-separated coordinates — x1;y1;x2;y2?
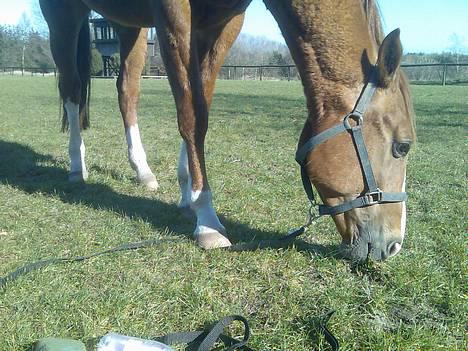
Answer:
362;0;385;46
363;0;416;137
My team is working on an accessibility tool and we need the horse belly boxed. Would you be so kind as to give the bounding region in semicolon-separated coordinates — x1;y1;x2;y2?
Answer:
81;0;156;27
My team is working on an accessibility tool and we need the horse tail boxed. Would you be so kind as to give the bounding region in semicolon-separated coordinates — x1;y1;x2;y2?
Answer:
61;17;91;131
77;17;91;130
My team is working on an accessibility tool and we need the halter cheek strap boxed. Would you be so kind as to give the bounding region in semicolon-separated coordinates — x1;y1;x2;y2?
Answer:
295;67;407;217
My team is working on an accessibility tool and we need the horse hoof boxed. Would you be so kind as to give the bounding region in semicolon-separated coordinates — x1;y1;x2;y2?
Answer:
139;174;159;191
69;171;88;182
195;231;232;249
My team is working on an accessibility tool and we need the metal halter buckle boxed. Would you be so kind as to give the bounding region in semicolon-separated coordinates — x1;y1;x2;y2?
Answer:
363;189;383;206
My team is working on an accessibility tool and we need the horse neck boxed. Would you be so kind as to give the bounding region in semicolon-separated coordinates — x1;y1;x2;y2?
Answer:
290;1;380;129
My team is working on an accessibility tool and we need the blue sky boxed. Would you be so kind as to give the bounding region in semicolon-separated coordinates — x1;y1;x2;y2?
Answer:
243;0;468;53
1;0;467;53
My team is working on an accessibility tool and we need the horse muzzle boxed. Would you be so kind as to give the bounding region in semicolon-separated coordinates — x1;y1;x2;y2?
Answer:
341;224;403;261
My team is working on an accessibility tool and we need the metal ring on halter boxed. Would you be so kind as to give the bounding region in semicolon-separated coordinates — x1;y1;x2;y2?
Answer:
343;112;363;130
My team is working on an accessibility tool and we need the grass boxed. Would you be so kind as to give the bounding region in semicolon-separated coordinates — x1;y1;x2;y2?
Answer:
0;76;466;350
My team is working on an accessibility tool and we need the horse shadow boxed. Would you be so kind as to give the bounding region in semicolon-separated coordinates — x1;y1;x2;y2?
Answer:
0;140;339;257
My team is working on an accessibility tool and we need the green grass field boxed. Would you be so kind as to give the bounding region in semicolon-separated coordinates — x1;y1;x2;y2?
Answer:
0;76;466;350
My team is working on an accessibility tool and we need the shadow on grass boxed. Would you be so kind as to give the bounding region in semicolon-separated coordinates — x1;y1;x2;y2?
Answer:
0;140;339;258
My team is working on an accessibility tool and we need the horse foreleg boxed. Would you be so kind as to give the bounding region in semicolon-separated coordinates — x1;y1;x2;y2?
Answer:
178;14;245;211
156;2;239;249
116;26;158;190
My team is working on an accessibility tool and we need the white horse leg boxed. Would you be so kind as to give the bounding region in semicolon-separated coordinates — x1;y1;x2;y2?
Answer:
126;124;159;190
64;99;88;182
177;141;231;249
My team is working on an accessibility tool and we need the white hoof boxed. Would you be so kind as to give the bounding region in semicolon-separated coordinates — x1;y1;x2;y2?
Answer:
195;231;232;249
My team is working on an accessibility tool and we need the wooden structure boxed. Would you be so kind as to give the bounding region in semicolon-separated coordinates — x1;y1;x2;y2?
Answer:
90;17;156;76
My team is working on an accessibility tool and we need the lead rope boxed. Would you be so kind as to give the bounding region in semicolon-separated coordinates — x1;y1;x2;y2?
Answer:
2;223;338;350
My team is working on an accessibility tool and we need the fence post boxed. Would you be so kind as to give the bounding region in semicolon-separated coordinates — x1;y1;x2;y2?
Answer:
442;64;447;86
287;66;291;81
260;66;263;81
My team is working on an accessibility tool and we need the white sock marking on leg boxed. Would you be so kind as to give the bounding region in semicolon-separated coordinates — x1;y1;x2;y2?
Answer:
177;142;226;236
64;99;87;178
191;190;226;236
126;124;153;176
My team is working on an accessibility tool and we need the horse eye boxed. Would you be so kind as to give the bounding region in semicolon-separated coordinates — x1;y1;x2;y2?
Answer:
392;141;411;158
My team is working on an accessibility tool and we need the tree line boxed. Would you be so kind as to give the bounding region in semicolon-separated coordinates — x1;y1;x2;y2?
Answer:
0;17;466;75
0;23;53;70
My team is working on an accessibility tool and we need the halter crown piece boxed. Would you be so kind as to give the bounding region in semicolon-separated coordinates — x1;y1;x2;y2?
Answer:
293;66;407;231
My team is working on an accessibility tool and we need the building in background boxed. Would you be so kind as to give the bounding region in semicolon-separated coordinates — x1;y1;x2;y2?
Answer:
90;17;156;76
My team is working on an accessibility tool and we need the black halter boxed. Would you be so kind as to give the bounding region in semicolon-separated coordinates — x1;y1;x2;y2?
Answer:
295;67;407;218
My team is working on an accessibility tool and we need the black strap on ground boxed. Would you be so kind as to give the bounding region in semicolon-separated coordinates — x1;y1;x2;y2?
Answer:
155;313;339;351
1;228;312;290
317;310;340;351
156;315;253;351
0;238;168;290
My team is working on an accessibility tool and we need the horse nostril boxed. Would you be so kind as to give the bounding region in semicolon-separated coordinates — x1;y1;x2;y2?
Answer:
388;242;402;257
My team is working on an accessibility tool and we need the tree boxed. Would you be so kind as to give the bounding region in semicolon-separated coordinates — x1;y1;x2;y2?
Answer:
268;50;289;78
225;33;292;65
91;48;103;76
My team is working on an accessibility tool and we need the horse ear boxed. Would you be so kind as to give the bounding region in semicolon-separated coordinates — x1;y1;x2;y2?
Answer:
376;28;402;87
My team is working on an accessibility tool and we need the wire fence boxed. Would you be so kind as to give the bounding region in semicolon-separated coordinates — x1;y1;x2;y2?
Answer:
401;63;468;86
218;65;298;81
0;66;57;77
218;63;468;85
1;63;468;85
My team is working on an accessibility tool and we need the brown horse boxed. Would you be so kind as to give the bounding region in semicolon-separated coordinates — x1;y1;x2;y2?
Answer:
39;0;414;261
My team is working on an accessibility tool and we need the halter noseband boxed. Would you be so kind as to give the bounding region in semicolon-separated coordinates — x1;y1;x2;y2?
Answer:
295;67;407;218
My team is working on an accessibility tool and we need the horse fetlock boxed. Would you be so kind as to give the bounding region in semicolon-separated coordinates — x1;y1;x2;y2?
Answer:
126;124;157;190
69;141;87;181
190;190;228;248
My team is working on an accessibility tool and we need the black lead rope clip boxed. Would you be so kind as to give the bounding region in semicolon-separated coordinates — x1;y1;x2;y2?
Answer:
284;202;322;241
